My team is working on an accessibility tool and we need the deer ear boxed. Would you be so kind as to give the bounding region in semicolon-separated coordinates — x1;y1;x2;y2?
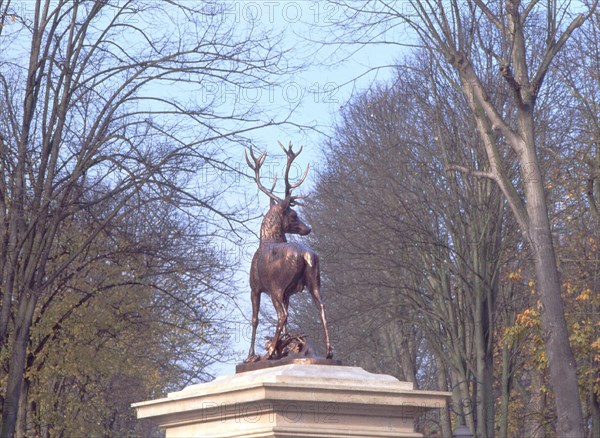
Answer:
270;198;277;206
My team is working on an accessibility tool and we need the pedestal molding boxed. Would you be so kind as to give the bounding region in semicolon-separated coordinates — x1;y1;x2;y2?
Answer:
133;364;451;437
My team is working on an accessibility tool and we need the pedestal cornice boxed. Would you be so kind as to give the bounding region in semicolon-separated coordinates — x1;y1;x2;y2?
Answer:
133;364;451;438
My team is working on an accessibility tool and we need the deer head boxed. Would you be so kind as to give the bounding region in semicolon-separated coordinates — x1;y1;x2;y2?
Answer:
245;141;311;240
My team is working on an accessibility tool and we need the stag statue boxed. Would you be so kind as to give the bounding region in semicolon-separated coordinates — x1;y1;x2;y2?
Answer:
244;141;333;362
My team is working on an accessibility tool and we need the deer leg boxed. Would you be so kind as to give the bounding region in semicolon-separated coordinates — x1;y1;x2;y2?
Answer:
268;293;287;358
246;289;261;362
310;288;333;359
281;295;290;336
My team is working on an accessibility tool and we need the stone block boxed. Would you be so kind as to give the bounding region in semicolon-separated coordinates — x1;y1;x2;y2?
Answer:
132;364;450;437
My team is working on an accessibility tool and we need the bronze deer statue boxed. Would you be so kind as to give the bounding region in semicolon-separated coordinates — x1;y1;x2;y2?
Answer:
244;142;333;362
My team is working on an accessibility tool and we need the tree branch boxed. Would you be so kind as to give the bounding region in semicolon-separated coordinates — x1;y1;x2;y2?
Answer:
531;10;591;98
446;164;496;180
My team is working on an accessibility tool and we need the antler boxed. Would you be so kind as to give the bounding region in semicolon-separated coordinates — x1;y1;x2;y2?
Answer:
278;141;309;203
245;142;309;206
245;147;280;203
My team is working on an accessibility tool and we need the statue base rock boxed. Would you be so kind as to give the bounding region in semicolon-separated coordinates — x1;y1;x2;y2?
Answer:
238;333;341;373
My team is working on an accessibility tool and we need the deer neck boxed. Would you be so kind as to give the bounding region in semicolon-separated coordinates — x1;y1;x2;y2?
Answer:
259;210;287;243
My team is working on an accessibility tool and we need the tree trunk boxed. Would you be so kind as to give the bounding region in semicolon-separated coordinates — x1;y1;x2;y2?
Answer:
473;241;495;438
451;368;476;434
476;330;494;438
1;296;36;438
525;369;547;438
434;352;453;438
590;390;600;438
399;325;418;388
498;341;512;438
15;377;29;438
522;150;584;437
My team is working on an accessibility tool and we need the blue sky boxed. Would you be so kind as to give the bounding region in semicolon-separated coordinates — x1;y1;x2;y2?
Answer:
203;1;406;171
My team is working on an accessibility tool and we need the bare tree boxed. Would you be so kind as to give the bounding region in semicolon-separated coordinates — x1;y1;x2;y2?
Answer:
0;1;293;435
557;8;600;221
293;54;515;436
325;1;598;435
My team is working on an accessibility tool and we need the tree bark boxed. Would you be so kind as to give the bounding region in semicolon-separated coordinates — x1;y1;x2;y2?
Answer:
15;377;30;438
521;147;584;437
434;352;453;438
499;341;512;438
472;212;498;438
525;369;547;438
590;390;600;438
1;296;36;437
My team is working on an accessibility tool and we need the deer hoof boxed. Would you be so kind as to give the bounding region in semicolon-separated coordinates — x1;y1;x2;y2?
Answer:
244;354;260;363
326;346;333;359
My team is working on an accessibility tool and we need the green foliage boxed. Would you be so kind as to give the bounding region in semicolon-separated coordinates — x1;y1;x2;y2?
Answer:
15;200;230;436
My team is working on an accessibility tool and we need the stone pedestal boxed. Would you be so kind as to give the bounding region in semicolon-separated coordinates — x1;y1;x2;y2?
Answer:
132;364;450;437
